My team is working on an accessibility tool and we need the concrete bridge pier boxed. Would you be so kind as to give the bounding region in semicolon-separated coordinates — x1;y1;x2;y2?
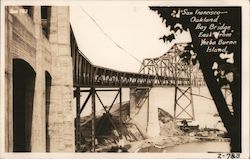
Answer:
146;88;161;137
48;6;75;152
30;6;46;152
129;87;160;138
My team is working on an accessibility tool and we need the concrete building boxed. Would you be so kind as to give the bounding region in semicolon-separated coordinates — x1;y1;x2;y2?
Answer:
5;6;75;152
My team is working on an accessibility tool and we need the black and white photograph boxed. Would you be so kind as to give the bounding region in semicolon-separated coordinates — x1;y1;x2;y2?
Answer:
0;0;249;159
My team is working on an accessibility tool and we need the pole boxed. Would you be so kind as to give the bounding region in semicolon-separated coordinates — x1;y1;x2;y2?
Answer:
75;86;81;152
119;87;122;126
147;88;150;130
173;45;178;120
91;87;96;152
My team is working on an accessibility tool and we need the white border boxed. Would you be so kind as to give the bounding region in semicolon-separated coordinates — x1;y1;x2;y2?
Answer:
0;0;249;159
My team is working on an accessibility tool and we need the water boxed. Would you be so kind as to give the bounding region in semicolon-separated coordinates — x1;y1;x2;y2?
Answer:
139;141;230;153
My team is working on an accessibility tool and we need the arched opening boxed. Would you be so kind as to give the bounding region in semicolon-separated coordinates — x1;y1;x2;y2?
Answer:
45;71;51;152
13;59;36;152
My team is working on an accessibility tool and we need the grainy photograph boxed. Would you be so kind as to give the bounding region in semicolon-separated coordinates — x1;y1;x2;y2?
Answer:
0;0;249;159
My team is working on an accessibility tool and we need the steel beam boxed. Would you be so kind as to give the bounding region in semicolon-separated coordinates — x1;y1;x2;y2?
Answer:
91;87;96;152
95;90;121;137
75;86;81;152
80;92;91;114
119;87;122;126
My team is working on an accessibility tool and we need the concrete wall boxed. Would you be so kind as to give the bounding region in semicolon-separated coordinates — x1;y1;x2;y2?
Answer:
5;6;74;152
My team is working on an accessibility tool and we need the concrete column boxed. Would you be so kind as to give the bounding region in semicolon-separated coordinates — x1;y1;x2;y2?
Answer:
129;88;137;117
147;88;160;138
48;6;75;152
129;88;149;137
30;6;46;152
5;7;14;152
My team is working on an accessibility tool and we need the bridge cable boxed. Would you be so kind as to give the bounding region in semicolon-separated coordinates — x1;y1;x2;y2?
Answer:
79;7;143;65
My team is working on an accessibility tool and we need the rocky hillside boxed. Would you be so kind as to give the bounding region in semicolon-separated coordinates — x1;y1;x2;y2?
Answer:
158;108;184;136
78;102;184;152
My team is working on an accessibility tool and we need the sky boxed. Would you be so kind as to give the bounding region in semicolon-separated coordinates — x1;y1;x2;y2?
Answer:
70;5;191;73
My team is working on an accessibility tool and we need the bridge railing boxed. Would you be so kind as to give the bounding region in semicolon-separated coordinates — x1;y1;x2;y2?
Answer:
92;66;156;87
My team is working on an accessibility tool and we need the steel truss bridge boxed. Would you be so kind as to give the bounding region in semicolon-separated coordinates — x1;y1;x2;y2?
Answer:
70;29;205;152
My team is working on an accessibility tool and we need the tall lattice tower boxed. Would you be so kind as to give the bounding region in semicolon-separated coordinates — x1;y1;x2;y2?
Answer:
139;43;204;121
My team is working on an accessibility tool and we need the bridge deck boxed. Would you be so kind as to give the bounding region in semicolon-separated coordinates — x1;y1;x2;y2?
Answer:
70;29;190;88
